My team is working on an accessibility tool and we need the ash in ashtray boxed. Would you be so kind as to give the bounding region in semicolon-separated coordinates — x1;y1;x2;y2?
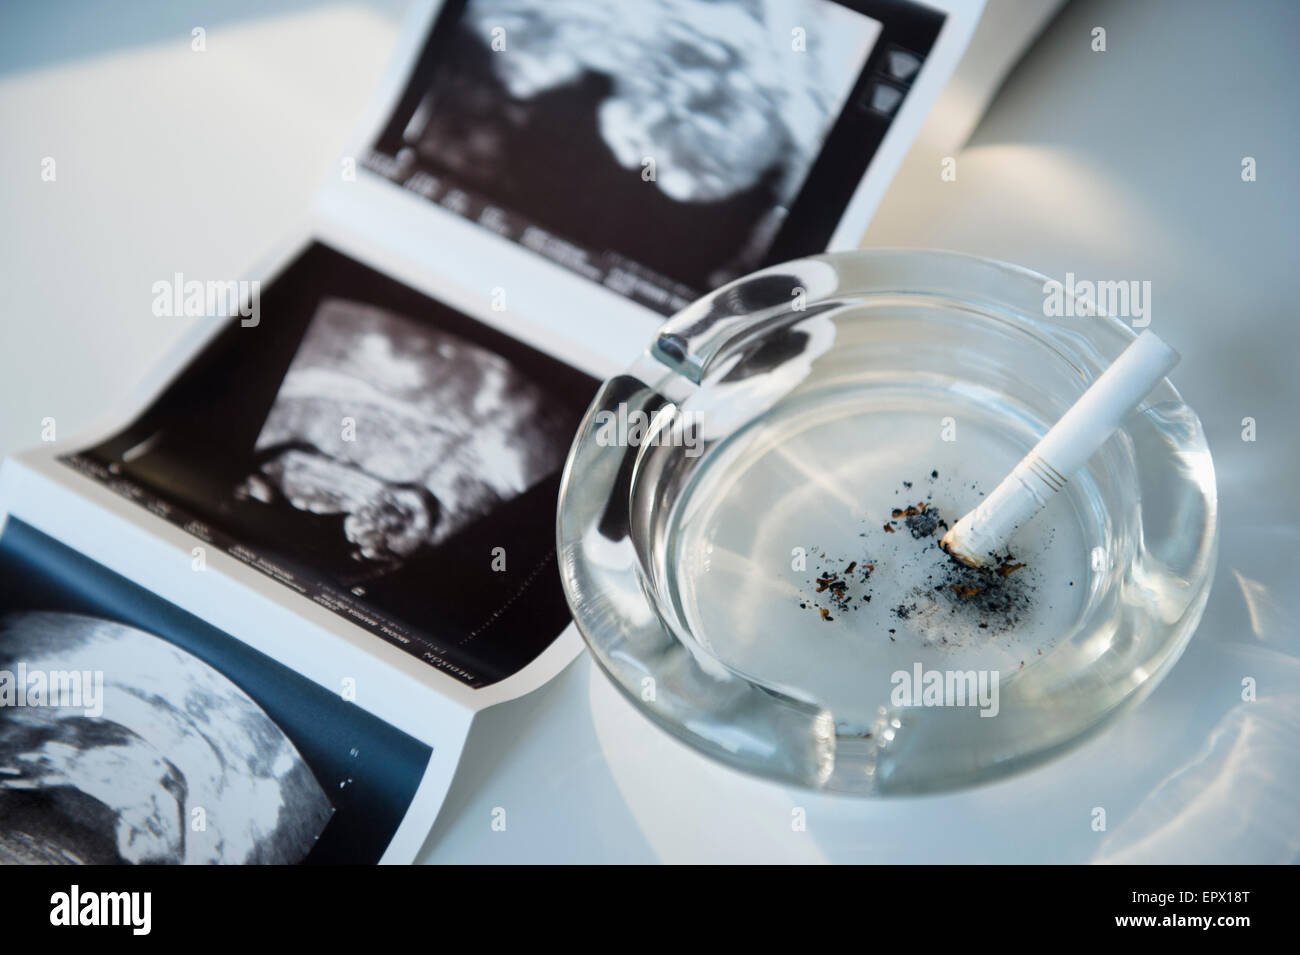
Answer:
799;560;874;621
892;502;945;540
904;549;1034;637
797;473;1041;644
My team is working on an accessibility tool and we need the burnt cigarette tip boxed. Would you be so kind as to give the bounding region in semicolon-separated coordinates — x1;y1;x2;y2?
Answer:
939;529;981;568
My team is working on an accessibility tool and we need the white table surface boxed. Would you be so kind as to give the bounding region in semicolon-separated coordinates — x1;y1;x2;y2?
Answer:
2;0;1296;864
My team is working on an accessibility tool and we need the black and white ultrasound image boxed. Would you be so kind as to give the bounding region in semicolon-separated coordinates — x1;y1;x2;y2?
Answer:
0;520;433;864
0;612;331;864
237;298;569;563
65;245;597;688
368;0;882;307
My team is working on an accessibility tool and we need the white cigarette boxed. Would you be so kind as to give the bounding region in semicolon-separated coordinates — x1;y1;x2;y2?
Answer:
939;330;1179;568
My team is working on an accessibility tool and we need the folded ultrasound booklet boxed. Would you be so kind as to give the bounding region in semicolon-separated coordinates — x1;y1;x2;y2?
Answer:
0;0;979;863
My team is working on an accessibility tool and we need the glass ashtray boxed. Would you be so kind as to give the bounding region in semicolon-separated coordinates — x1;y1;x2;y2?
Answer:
557;249;1217;794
